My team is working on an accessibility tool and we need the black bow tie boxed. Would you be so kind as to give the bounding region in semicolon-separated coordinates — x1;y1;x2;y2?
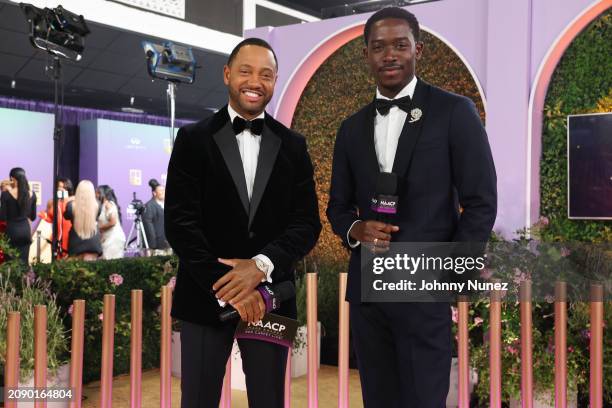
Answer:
232;116;264;136
375;95;412;116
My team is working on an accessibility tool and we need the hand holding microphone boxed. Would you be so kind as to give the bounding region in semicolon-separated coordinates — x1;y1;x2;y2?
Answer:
350;221;398;250
350;172;400;252
219;281;295;324
228;290;266;324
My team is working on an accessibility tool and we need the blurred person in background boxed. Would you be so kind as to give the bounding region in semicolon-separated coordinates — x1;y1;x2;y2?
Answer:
54;176;75;259
28;199;54;263
64;180;102;261
143;178;170;255
96;184;126;259
0;167;37;264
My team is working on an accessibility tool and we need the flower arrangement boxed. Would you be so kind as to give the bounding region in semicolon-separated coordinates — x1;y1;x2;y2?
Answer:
464;220;611;404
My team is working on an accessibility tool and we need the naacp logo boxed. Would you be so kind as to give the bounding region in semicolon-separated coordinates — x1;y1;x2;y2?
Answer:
247;321;286;332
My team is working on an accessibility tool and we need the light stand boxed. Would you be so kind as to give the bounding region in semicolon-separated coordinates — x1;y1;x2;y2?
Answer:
50;57;62;260
167;82;177;146
21;3;90;262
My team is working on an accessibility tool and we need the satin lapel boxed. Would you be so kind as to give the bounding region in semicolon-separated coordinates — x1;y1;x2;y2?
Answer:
391;79;431;179
249;123;281;229
213;122;250;216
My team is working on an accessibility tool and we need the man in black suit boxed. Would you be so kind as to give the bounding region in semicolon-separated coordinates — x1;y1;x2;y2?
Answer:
327;7;497;407
165;38;321;408
143;179;169;252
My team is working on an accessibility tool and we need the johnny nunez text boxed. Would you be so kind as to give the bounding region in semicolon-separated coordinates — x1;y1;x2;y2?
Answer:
372;279;509;293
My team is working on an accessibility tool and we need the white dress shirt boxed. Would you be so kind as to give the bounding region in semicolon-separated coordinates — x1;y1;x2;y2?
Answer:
221;104;274;305
347;77;418;247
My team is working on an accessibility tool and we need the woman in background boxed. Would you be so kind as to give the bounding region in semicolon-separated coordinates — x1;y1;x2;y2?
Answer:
0;167;37;264
28;199;54;263
96;185;126;259
64;180;102;260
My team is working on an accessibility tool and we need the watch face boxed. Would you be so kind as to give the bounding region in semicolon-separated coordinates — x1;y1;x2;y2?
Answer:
256;259;267;272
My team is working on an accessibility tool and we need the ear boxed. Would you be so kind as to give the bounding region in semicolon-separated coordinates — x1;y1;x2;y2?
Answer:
223;65;230;86
415;42;424;61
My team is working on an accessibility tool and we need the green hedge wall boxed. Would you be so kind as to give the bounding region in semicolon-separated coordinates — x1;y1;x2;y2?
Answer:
1;256;176;384
540;10;612;242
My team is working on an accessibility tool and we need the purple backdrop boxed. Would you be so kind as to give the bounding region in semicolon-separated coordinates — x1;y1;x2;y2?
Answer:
80;119;181;236
0;107;54;213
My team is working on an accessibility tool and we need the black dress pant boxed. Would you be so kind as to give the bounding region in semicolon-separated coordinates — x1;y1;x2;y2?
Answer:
180;320;288;408
350;302;452;408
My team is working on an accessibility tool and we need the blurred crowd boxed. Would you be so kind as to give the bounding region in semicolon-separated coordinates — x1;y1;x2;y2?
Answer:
0;167;169;264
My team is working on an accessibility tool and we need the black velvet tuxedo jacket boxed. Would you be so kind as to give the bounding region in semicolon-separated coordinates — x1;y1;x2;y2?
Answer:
327;79;497;303
165;106;321;326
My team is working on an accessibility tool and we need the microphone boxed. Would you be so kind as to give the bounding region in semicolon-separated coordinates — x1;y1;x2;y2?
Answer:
218;281;295;322
370;172;399;224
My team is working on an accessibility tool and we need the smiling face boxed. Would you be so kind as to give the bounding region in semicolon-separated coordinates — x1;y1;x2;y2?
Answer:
224;44;277;120
364;18;423;98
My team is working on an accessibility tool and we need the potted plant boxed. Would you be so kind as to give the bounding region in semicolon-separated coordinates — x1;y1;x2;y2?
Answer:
0;268;69;408
468;223;611;406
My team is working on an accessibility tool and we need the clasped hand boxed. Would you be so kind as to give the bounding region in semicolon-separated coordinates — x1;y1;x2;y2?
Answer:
212;258;266;323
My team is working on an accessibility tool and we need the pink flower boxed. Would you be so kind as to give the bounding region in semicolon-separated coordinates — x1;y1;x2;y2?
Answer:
98;313;103;321
539;216;549;226
560;247;571;257
68;304;74;315
568;346;574;353
451;306;458;323
167;276;176;290
109;273;123;286
474;317;483;326
506;345;518;355
513;268;528;285
480;268;493;280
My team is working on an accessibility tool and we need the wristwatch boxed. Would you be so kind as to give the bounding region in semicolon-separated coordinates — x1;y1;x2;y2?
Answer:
254;257;270;277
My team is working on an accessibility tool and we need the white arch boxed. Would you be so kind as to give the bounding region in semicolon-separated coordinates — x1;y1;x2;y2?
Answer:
274;21;488;119
525;0;607;229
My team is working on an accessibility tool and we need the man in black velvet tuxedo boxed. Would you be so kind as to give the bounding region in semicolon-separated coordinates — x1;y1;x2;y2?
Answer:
165;38;321;408
327;7;497;408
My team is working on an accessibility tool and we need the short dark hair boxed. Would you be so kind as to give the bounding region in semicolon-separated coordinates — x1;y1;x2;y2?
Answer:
57;176;74;196
227;37;278;70
364;7;421;45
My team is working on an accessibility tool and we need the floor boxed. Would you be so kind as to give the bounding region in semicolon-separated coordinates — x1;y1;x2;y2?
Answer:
81;365;364;407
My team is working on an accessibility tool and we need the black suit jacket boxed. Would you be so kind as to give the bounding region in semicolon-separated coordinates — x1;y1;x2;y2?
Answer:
165;106;321;326
326;79;497;302
143;199;168;249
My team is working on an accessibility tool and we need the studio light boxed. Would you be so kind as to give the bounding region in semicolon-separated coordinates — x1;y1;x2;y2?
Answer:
142;41;196;84
20;3;90;261
20;3;90;62
142;40;198;147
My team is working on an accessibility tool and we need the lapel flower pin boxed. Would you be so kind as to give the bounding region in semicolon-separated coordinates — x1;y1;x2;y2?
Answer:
409;108;422;123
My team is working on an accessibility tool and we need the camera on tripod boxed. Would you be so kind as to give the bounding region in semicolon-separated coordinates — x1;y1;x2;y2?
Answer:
125;192;150;255
127;192;146;217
